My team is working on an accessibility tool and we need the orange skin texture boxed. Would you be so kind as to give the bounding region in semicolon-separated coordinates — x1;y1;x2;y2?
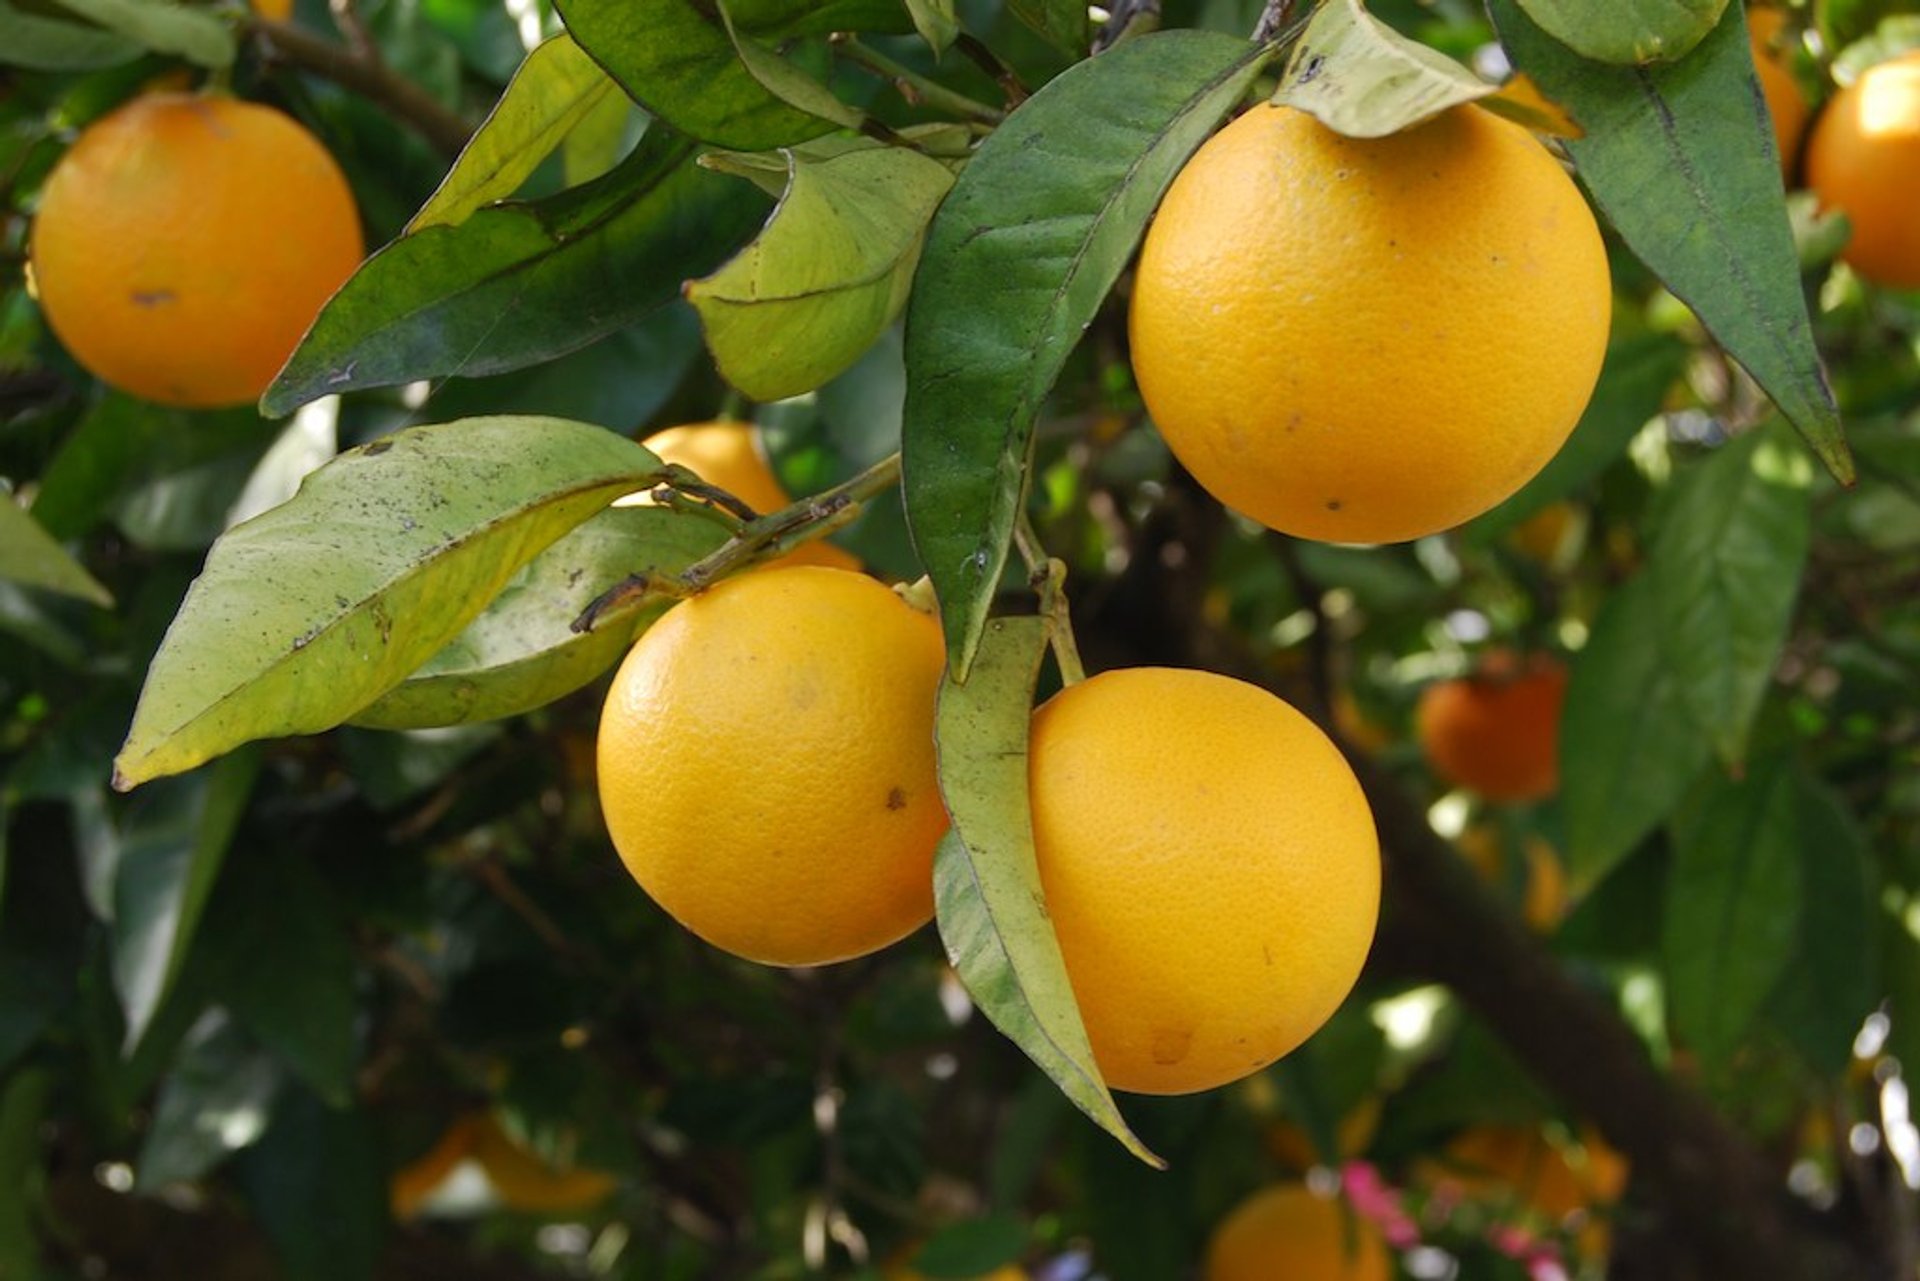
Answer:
639;421;863;572
1130;104;1610;544
597;566;946;966
1205;1184;1391;1281
1028;668;1379;1095
1749;9;1809;178
1416;654;1567;803
30;93;363;407
1808;51;1920;288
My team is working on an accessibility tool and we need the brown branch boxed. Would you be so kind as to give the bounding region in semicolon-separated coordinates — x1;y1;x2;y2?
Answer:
249;18;473;157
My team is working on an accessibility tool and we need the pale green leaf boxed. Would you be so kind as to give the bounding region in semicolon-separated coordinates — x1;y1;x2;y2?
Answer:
0;0;140;70
114;417;665;789
47;0;231;68
1518;0;1729;64
410;34;621;232
691;141;956;401
0;487;111;606
906;0;959;53
934;616;1161;1167
1274;0;1494;137
351;505;725;729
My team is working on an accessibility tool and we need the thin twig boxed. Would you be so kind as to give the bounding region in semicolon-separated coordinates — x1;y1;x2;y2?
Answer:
1014;515;1086;684
573;452;903;635
327;0;379;64
954;32;1027;105
249;17;473;157
1253;0;1300;42
832;35;1005;125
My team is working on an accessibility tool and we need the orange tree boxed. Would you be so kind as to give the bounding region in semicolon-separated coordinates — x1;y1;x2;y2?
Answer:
0;1;1916;1279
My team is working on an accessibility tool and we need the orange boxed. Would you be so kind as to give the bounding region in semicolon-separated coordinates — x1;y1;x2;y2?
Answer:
1415;652;1566;803
1028;668;1379;1095
638;421;863;571
390;1115;480;1220
1130;103;1610;544
1422;1125;1627;1257
30;93;363;407
1506;500;1579;566
1749;9;1809;178
249;0;294;18
1458;825;1570;931
597;566;946;966
472;1114;616;1214
1206;1184;1391;1281
1807;50;1920;288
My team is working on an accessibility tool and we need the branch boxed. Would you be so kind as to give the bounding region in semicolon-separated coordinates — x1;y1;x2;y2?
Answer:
249;18;473;158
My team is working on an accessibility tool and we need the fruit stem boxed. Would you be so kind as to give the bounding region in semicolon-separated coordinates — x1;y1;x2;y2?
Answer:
1015;514;1086;685
570;452;904;635
832;35;1006;127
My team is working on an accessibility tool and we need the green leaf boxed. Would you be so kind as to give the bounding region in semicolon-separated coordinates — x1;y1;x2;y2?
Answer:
933;616;1159;1167
906;0;959;53
903;30;1273;679
0;1068;50;1281
0;0;140;70
110;751;259;1051
1561;574;1714;888
1516;0;1727;64
135;1009;282;1189
1663;757;1801;1069
234;1087;383;1281
206;852;358;1107
263;133;767;415
1489;0;1852;484
719;2;867;135
1649;426;1812;766
1274;0;1497;137
910;1213;1029;1277
351;504;725;729
690;141;955;401
113;417;665;789
563;79;638;187
46;0;232;67
335;724;501;809
1766;772;1876;1073
553;0;910;150
0;487;111;606
409;34;621;232
1007;0;1087;56
1467;330;1687;541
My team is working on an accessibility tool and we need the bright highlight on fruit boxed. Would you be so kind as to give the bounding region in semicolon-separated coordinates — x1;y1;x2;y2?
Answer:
30;93;364;408
1028;667;1379;1095
1129;103;1611;544
597;566;947;967
1206;1183;1391;1281
1807;50;1920;289
1416;652;1567;804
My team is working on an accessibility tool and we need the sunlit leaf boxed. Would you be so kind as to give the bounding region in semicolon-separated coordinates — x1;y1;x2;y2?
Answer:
934;616;1160;1167
114;418;664;788
1274;0;1495;137
1517;0;1728;64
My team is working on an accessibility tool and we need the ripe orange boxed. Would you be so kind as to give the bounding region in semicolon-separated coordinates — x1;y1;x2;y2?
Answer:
1749;9;1809;178
1206;1184;1391;1281
637;421;863;571
597;565;946;966
30;93;363;407
472;1114;617;1214
1807;50;1920;288
1457;825;1570;931
1028;668;1379;1095
249;0;294;18
1422;1125;1627;1256
1415;653;1567;803
390;1115;481;1220
1130;103;1610;544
